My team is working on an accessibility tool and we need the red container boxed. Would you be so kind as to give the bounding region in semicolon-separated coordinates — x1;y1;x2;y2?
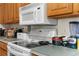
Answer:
52;37;63;46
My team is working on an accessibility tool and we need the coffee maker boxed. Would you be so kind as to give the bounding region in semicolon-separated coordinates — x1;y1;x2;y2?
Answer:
0;28;5;36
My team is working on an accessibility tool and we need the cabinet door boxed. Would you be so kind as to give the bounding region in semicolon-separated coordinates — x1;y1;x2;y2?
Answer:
47;3;73;16
3;3;14;24
0;4;4;24
3;4;9;24
7;3;14;24
0;41;7;56
0;41;7;50
73;3;79;13
13;3;19;23
8;3;14;24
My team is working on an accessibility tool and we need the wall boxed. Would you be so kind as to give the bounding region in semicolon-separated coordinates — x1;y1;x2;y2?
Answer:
0;24;5;28
57;17;79;36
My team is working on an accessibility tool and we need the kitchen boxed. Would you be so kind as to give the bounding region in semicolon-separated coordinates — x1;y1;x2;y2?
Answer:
1;3;79;56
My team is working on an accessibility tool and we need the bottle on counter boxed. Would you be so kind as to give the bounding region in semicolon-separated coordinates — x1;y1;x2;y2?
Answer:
75;34;79;50
68;36;77;49
61;36;69;47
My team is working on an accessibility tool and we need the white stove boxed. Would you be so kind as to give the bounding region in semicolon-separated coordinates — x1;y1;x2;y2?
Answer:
8;41;39;56
8;28;57;56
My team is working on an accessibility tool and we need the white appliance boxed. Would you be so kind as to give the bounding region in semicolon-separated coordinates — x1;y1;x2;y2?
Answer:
19;3;57;25
8;41;32;56
8;28;57;56
8;33;32;56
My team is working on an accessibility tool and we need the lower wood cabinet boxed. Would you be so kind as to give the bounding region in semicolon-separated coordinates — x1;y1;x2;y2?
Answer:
0;48;7;56
0;41;7;56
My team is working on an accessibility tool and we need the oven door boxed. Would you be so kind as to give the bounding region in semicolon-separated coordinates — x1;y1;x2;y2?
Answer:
8;42;31;56
8;46;31;56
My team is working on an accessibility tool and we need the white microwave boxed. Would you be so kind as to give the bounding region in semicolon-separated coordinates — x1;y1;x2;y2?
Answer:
19;3;57;25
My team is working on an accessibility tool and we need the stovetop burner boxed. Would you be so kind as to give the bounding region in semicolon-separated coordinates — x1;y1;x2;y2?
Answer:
12;41;50;48
13;41;41;48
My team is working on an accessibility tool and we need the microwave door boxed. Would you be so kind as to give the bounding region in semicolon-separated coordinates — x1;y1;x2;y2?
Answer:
21;11;35;25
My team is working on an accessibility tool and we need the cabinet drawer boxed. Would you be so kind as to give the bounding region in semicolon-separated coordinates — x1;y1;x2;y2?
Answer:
0;41;7;50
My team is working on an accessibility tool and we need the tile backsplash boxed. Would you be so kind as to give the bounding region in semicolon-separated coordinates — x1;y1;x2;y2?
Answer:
57;17;79;36
31;25;57;29
0;24;5;28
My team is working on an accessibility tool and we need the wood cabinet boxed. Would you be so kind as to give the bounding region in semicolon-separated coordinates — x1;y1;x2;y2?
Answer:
3;3;29;24
0;41;7;56
4;3;17;24
0;48;7;56
0;4;4;24
73;4;79;13
13;3;19;23
47;3;73;16
48;3;79;19
3;4;9;24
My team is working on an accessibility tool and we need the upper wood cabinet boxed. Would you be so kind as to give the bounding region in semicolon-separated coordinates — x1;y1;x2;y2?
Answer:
47;3;73;16
73;4;79;13
3;3;29;24
0;4;4;24
3;4;14;24
0;3;29;24
13;3;19;23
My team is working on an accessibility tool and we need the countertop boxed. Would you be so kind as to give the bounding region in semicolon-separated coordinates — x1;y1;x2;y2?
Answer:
32;45;79;56
1;37;79;56
0;37;18;43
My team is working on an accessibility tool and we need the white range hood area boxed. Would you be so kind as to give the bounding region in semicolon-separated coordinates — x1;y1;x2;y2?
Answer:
19;3;57;25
